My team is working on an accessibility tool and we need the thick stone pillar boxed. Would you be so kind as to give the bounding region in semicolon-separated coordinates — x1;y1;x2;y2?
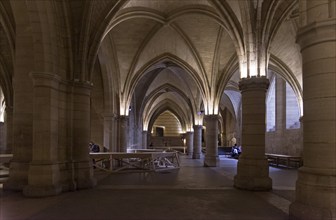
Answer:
142;130;148;149
5;106;13;153
204;115;219;167
119;116;129;152
289;9;336;220
192;125;202;159
23;73;62;197
186;131;194;157
4;4;34;189
234;77;272;191
72;82;95;189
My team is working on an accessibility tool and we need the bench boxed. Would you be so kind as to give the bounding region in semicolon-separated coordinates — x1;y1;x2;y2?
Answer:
265;153;303;168
218;147;232;157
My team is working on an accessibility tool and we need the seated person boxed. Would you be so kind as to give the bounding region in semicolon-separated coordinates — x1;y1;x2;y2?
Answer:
231;144;241;158
89;142;100;168
90;142;100;152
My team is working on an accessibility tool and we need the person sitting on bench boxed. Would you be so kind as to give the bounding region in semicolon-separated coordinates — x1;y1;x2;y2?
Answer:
231;144;241;158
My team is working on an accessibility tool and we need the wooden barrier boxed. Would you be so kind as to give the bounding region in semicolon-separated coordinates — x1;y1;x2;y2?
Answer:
0;154;12;178
89;151;180;173
0;154;13;163
150;146;186;154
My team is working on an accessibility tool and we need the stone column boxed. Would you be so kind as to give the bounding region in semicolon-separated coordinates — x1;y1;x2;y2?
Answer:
72;82;95;189
204;115;219;167
103;113;118;152
186;131;194;157
192;125;202;159
119;115;129;152
4;67;34;191
23;73;62;197
142;130;148;149
289;8;336;219
4;0;34;191
5;106;13;153
221;132;225;147
276;76;286;132
234;77;272;191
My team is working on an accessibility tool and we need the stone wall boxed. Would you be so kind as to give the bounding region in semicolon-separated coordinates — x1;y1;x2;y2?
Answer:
266;127;303;156
153;111;182;136
149;136;184;147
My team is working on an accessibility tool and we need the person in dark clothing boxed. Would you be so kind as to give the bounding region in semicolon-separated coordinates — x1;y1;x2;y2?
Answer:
231;144;241;158
89;142;100;168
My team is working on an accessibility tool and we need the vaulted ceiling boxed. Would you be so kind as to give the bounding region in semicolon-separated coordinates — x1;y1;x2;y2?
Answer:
0;0;301;131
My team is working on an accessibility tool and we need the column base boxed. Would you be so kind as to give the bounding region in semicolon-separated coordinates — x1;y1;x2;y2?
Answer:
289;167;336;220
22;162;62;197
289;201;333;220
23;185;62;197
3;162;29;191
192;152;201;159
74;160;96;189
204;155;219;167
234;157;272;191
234;175;272;191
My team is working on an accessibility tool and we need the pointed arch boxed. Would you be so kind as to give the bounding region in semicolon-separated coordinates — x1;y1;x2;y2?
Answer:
141;83;195;132
123;53;208;116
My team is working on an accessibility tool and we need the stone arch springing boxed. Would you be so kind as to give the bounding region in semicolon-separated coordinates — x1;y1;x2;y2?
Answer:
269;55;303;116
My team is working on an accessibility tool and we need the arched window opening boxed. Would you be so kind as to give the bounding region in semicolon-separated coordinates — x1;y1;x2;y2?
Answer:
286;82;300;129
0;88;5;122
266;74;301;132
266;77;276;132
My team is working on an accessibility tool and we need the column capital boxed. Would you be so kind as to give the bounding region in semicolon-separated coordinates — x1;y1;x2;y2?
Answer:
193;125;203;130
239;76;269;92
102;112;118;118
118;115;129;121
297;18;336;51
73;80;92;89
204;114;220;121
5;105;13;113
30;72;61;88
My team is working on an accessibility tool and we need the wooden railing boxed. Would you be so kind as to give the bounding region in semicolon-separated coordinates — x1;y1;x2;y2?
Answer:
89;151;180;173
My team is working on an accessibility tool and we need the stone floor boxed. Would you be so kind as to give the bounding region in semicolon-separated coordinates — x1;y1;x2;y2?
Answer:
0;155;298;220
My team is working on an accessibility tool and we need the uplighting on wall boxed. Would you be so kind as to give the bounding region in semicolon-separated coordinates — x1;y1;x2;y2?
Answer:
240;61;248;78
249;60;257;77
120;101;129;116
195;115;203;125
